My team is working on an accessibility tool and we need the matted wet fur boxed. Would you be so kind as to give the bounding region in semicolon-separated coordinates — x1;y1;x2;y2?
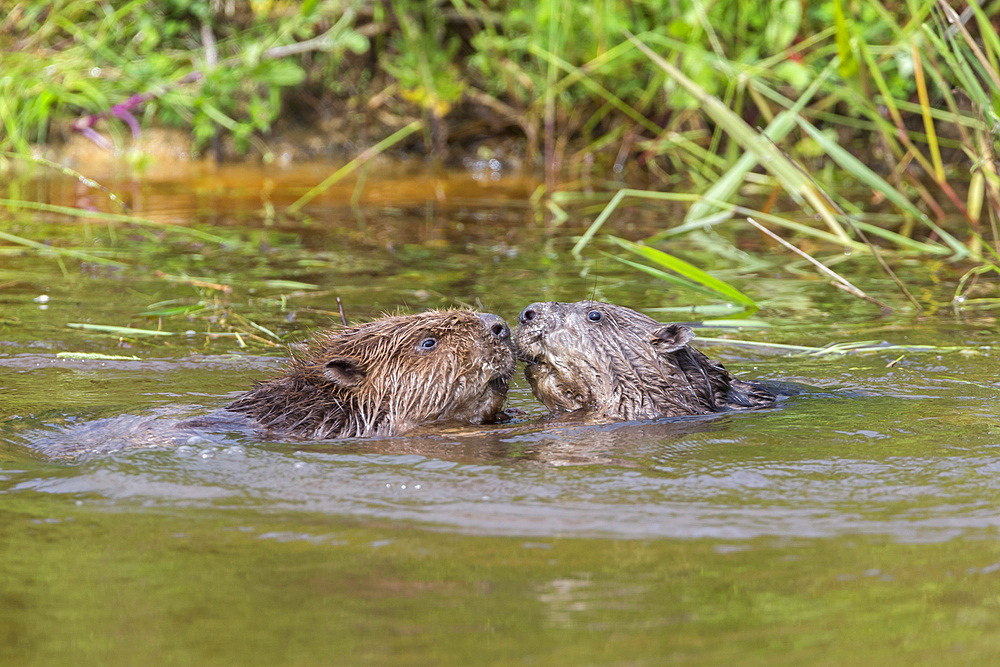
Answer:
513;300;775;421
227;310;515;439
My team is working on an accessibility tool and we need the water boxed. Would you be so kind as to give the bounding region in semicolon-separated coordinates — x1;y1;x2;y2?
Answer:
3;161;1000;664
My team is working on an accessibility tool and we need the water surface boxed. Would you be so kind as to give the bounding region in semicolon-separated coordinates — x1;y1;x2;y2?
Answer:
3;161;1000;664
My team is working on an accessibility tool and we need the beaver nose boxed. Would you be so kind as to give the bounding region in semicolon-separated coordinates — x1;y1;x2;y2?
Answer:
478;312;510;340
518;302;545;325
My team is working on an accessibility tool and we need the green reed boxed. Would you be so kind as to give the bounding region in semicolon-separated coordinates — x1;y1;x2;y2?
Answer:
4;0;1000;315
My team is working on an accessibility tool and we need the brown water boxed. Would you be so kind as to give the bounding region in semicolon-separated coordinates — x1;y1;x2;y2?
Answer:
3;159;1000;665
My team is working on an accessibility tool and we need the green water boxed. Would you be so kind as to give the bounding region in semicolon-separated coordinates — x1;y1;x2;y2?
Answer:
3;162;1000;664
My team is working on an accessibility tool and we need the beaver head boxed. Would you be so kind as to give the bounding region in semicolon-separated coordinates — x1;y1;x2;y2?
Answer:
513;300;775;421
227;310;515;439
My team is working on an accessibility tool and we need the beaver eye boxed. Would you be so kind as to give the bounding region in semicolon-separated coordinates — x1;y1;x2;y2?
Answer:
587;310;603;322
418;337;438;351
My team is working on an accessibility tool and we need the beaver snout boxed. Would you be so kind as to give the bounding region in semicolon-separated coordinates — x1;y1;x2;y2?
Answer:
478;312;511;340
518;302;546;324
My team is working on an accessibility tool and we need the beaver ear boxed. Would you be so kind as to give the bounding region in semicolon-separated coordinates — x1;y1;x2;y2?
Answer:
323;356;367;386
650;323;694;352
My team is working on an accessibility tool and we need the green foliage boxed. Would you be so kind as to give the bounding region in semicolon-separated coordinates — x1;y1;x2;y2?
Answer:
383;1;464;117
5;0;1000;308
0;0;367;155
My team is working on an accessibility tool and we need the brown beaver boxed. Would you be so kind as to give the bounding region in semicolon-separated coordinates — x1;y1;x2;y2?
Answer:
227;310;515;439
512;300;776;421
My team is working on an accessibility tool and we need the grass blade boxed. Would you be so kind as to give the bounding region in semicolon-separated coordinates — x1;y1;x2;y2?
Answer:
0;229;126;266
0;198;231;244
609;236;758;309
287;120;422;214
66;323;175;336
625;30;852;245
794;117;967;257
572;189;700;257
602;251;725;299
685;59;838;223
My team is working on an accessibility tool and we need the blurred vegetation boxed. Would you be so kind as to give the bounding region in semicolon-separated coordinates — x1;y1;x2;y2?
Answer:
2;0;1000;315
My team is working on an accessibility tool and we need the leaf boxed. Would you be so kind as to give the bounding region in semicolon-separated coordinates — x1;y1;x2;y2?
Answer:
832;0;858;79
66;323;175;336
256;60;306;87
56;352;142;360
262;280;319;290
609;236;758;310
603;251;722;299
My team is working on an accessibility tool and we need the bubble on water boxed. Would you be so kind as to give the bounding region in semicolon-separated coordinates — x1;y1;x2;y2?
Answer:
175;445;197;456
223;445;246;456
293;461;309;469
33;294;50;303
186;435;210;445
199;449;215;459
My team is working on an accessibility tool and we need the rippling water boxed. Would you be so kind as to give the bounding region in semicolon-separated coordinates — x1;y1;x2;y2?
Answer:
6;366;1000;544
3;163;1000;664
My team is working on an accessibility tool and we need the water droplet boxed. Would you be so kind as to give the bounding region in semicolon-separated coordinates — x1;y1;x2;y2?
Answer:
33;294;49;303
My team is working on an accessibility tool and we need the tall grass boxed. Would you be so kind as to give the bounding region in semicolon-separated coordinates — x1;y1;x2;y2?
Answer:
3;0;1000;313
558;1;1000;312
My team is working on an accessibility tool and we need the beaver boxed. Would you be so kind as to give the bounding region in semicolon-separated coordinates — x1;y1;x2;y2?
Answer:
512;300;776;421
227;309;515;439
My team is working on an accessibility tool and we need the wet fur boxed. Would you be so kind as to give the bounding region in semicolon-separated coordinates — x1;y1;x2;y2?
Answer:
228;310;515;439
513;300;775;421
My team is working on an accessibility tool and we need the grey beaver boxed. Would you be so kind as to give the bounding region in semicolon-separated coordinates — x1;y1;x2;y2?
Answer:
227;309;515;439
513;300;776;421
